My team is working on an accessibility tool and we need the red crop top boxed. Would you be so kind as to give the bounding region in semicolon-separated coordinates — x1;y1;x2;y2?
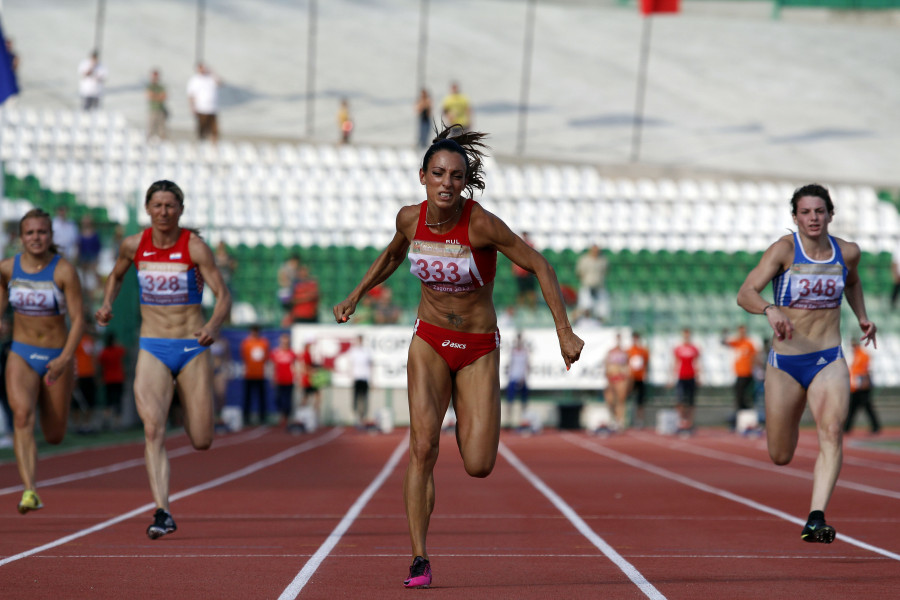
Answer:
407;199;497;293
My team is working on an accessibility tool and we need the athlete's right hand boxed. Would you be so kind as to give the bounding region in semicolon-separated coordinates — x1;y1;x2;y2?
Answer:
765;306;793;341
94;305;113;327
333;298;356;324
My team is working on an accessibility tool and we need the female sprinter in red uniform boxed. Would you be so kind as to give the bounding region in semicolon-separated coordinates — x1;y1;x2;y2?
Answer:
333;125;584;588
96;180;231;538
0;209;84;514
738;183;876;543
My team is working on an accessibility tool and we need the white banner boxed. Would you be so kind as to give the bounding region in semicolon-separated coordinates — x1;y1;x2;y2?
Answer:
290;324;625;390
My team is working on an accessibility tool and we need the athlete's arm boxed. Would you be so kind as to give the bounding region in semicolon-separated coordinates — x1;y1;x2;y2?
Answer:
189;235;232;346
470;205;583;368
840;240;877;348
333;206;415;323
95;234;139;327
46;257;85;386
737;237;793;341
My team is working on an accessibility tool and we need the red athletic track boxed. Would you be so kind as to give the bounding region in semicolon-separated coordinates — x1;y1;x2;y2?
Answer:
2;426;899;599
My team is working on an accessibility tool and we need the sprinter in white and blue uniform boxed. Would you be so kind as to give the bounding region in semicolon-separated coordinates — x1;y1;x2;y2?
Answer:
95;180;231;540
738;184;876;545
0;208;85;515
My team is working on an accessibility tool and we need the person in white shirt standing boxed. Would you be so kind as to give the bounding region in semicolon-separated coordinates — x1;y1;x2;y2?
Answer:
505;332;529;429
186;63;221;142
77;50;107;111
348;335;373;428
51;206;78;263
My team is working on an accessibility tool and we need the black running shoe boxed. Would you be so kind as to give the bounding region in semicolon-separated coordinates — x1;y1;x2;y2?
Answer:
402;556;432;589
801;518;835;543
147;508;177;540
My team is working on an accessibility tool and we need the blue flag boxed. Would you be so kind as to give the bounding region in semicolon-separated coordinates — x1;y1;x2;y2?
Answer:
0;18;19;104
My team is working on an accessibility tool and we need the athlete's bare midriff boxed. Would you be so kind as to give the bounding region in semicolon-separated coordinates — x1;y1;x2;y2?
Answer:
416;282;497;332
772;306;841;355
139;304;207;339
11;313;68;347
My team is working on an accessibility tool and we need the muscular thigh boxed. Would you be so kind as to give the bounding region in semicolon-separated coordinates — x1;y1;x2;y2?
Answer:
453;349;501;458
5;353;42;416
806;360;850;426
764;364;806;450
133;349;176;425
39;359;75;425
175;351;214;432
407;336;453;441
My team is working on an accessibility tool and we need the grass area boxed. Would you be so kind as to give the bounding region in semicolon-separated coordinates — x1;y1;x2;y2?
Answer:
0;426;146;463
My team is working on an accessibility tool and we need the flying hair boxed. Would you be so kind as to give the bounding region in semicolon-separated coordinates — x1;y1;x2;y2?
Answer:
422;123;489;199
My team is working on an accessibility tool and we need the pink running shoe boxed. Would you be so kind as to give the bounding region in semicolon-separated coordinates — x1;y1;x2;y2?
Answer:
403;556;432;589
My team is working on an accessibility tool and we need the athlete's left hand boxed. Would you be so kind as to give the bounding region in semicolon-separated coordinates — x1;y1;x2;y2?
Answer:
557;327;584;370
194;324;218;346
859;319;877;348
43;356;67;387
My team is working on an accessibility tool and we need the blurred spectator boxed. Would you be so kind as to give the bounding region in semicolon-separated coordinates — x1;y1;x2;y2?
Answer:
721;325;757;429
752;339;769;425
73;322;98;433
6;38;18;75
604;332;631;431
300;341;323;419
211;336;230;431
353;293;376;325
347;335;372;428
844;337;880;435
52;206;78;262
97;331;126;430
77;214;102;300
627;331;650;429
77;49;107;110
146;68;168;141
277;254;301;309
575;244;609;322
214;241;237;294
337;97;353;144
187;62;221;142
270;332;297;426
372;285;401;324
415;87;433;148
441;80;471;131
505;332;529;429
288;264;320;323
512;231;537;309
240;325;270;426
670;328;700;435
497;305;517;334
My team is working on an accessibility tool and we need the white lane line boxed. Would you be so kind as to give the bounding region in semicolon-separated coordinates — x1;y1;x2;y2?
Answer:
34;552;890;561
710;433;900;475
635;432;900;501
564;433;900;562
0;428;343;568
0;427;271;496
277;435;408;600
499;442;667;600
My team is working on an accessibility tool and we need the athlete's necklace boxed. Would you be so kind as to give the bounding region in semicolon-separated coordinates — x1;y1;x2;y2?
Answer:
425;203;460;228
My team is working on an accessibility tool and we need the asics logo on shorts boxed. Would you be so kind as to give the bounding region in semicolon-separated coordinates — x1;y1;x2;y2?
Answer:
441;340;466;349
29;352;49;360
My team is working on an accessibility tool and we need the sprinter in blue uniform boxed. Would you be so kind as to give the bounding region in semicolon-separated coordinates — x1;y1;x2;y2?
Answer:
0;208;84;514
738;184;876;544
